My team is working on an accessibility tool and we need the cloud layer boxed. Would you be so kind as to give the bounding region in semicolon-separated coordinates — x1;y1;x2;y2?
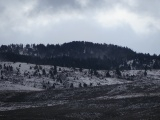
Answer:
0;0;160;55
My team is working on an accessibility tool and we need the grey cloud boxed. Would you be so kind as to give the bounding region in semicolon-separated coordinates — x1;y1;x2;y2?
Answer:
31;0;120;15
30;0;160;25
32;0;82;14
136;0;160;16
120;0;160;18
0;0;159;55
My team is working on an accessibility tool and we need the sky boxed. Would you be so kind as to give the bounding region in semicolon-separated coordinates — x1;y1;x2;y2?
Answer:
0;0;160;55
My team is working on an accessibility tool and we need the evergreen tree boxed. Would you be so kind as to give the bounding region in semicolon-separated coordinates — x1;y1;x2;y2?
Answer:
116;68;121;77
42;69;46;76
52;84;55;89
54;65;57;75
144;70;147;76
34;65;38;70
90;69;93;76
94;69;98;76
83;83;88;87
79;83;82;88
70;83;74;88
106;71;111;77
79;67;82;72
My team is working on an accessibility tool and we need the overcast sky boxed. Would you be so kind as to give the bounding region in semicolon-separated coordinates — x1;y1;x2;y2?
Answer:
0;0;160;55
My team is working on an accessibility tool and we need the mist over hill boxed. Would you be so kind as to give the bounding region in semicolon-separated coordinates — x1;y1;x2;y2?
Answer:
0;41;160;70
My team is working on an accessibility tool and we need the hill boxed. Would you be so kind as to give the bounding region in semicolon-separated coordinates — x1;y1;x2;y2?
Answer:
0;61;160;119
0;42;160;119
0;41;160;70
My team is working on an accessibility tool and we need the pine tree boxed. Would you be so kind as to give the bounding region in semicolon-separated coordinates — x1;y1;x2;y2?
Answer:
90;69;93;76
42;69;46;76
52;84;55;89
79;67;82;72
79;83;82;88
70;83;74;88
116;68;121;77
144;70;147;76
83;83;87;87
106;71;111;77
54;65;57;75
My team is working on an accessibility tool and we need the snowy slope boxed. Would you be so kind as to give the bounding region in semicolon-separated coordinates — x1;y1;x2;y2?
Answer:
0;61;160;91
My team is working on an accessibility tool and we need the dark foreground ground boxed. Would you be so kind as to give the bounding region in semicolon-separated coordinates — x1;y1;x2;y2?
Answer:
1;79;160;120
1;96;160;120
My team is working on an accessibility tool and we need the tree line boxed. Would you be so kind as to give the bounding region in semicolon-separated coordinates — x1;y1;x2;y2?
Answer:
0;41;160;70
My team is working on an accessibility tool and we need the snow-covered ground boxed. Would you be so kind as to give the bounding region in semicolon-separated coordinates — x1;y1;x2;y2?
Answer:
1;61;160;119
0;81;42;91
0;62;132;91
0;61;160;91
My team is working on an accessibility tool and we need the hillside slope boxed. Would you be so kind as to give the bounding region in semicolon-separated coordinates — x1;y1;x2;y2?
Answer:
0;41;160;70
0;62;131;91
